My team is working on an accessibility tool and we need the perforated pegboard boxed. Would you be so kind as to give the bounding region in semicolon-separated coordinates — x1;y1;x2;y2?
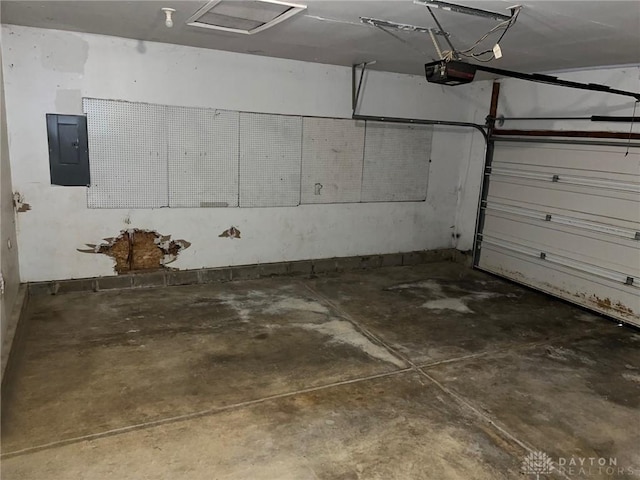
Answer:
361;122;433;202
84;98;168;209
301;117;365;204
239;112;302;207
167;107;239;208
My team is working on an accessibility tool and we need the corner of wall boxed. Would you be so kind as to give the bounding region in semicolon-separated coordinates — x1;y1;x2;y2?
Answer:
1;47;22;366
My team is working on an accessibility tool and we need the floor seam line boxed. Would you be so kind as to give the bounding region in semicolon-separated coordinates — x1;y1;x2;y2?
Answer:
1;367;412;459
300;281;414;367
299;281;576;480
415;367;574;480
416;332;603;370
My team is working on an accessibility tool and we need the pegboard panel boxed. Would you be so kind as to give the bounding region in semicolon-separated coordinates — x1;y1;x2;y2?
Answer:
239;112;302;207
361;122;432;202
84;98;168;208
167;107;239;208
301;117;365;204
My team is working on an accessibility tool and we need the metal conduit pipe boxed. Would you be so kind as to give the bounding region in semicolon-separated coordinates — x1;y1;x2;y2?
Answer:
350;114;489;142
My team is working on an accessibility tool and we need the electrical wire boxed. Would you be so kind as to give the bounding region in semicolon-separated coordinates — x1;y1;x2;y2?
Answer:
441;6;522;62
470;8;521;55
473;8;521;53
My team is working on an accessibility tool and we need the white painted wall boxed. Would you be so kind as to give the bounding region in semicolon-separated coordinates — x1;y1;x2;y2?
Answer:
454;65;640;251
1;50;21;356
1;25;490;282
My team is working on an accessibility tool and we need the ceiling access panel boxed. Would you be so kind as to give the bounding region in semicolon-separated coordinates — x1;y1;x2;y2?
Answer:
186;0;307;35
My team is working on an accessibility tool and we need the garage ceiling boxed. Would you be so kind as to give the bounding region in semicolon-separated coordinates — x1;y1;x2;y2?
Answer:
1;0;639;75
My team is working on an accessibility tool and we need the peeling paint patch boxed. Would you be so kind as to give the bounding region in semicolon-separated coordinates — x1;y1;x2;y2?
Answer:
13;192;31;212
219;226;241;239
79;229;190;274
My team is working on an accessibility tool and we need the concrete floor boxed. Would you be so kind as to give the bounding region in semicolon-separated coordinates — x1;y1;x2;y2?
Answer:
2;262;639;479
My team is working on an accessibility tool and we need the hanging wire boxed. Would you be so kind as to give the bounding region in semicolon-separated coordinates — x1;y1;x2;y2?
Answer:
441;6;523;62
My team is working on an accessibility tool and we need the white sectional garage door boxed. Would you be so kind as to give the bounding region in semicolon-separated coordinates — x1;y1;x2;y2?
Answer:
477;141;640;327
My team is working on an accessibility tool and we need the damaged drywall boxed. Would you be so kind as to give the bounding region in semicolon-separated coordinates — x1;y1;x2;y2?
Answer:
79;229;191;274
12;192;30;212
219;226;241;239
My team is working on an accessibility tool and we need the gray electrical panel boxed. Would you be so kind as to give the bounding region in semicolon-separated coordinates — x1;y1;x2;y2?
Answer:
46;114;90;186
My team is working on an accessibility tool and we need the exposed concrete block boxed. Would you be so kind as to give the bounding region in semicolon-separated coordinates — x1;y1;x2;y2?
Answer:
288;260;313;276
423;249;456;263
231;265;260;281
335;256;362;272
97;275;133;291
380;253;403;267
312;258;338;274
56;278;97;294
199;268;232;284
403;249;457;266
132;271;166;288
360;255;383;269
402;251;424;266
166;270;200;287
258;263;289;278
28;282;58;296
26;249;461;298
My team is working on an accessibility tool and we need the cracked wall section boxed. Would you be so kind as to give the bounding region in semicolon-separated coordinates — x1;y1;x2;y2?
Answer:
79;229;190;274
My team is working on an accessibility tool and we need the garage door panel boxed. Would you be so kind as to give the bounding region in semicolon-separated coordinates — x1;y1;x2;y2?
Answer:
492;143;640;175
489;177;638;203
487;180;639;221
492;160;638;184
478;246;639;326
479;141;640;325
486;197;639;231
483;213;640;276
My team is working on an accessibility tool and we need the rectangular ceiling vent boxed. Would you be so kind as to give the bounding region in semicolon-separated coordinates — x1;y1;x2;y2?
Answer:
187;0;307;35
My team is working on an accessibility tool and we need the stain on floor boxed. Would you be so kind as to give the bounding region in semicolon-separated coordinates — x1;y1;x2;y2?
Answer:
1;262;638;480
